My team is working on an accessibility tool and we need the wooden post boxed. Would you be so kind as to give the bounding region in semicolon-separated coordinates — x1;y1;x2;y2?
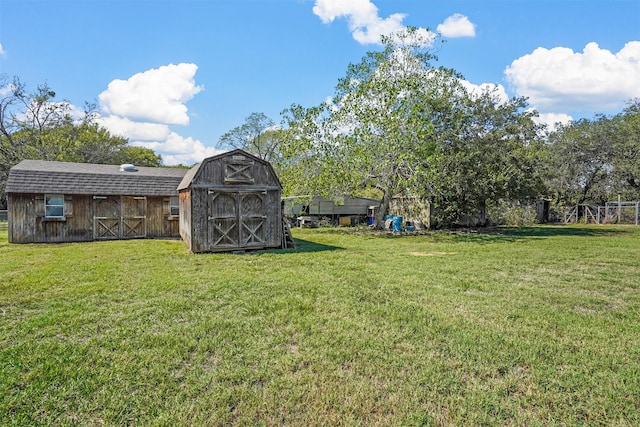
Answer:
618;195;622;223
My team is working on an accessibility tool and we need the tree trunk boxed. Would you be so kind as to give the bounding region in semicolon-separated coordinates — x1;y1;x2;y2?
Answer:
374;190;391;229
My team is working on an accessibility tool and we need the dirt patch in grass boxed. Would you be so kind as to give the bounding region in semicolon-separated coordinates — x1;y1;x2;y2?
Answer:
409;251;457;256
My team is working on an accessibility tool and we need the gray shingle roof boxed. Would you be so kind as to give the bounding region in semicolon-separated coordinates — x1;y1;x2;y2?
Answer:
177;162;202;191
7;160;188;196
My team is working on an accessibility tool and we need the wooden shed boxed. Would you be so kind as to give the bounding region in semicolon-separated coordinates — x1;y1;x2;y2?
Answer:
6;160;187;243
177;150;283;253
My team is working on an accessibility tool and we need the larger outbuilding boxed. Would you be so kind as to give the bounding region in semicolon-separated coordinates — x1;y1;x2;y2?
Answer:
6;160;187;243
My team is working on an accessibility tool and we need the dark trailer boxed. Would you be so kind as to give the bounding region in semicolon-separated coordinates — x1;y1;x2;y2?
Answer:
6;160;187;243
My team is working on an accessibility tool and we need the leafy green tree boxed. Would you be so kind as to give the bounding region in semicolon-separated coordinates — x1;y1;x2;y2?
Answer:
611;99;640;198
112;146;163;167
217;112;283;163
546;115;617;206
280;29;544;227
434;90;545;226
277;104;330;199
0;77;66;164
282;30;464;225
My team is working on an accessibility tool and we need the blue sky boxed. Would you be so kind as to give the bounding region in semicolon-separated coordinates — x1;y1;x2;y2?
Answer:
1;0;639;165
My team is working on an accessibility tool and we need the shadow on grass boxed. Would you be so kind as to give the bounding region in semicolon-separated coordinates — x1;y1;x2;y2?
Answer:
294;238;344;253
450;225;633;244
305;224;635;245
257;238;343;254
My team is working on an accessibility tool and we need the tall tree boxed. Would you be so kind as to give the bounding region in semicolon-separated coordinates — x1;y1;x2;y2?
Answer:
112;146;163;167
278;103;331;199
280;29;544;227
612;99;640;198
217;112;283;163
547;115;616;206
434;90;545;226
283;29;463;225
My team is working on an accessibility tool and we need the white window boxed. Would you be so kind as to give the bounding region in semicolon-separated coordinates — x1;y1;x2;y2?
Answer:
45;194;64;217
170;196;179;216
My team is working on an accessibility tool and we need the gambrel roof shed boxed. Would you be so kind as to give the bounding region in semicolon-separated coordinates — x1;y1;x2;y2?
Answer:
177;149;284;253
177;149;282;192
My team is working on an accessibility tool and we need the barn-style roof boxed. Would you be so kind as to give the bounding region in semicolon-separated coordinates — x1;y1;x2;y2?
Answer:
177;161;201;191
7;160;188;196
177;149;282;191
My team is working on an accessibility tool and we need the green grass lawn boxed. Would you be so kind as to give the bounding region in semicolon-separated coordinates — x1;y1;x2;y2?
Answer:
1;224;639;426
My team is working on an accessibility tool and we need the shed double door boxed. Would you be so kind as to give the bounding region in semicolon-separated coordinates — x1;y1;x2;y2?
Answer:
207;190;267;250
93;196;147;240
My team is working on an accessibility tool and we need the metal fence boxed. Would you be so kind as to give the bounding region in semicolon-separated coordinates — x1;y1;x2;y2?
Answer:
563;202;639;225
0;210;7;231
604;201;640;225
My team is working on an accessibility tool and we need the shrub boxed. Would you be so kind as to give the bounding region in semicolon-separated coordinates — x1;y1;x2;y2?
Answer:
488;200;537;226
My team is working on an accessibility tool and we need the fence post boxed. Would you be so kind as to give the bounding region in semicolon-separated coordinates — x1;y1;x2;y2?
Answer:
618;195;622;223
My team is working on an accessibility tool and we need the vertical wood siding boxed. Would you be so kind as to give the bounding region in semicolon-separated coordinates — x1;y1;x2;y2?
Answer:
8;193;180;243
179;191;192;250
181;152;283;253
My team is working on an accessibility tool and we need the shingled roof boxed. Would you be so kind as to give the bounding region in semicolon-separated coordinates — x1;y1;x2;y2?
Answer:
7;160;188;196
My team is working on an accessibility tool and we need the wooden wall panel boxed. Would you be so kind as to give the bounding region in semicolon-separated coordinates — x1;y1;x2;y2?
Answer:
8;194;35;243
146;197;162;237
190;188;208;253
9;193;180;243
179;191;192;251
9;194;96;243
65;195;93;241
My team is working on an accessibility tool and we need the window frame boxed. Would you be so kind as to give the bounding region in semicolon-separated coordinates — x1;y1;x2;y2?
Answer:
45;194;65;218
170;196;180;217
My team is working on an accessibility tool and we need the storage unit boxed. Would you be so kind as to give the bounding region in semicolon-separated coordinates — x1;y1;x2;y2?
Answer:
6;160;187;243
178;150;283;253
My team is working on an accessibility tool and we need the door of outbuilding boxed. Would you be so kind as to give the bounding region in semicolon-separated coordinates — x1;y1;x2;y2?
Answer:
122;196;147;238
93;195;147;240
239;191;267;246
94;196;120;240
207;190;267;250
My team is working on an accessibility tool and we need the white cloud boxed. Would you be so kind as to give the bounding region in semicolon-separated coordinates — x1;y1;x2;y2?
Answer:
313;0;378;25
460;80;509;103
97;63;216;166
98;63;203;125
534;112;573;132
461;80;573;131
97;115;171;142
0;43;6;57
437;14;476;38
313;0;434;46
505;41;640;113
132;132;222;166
0;84;12;98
